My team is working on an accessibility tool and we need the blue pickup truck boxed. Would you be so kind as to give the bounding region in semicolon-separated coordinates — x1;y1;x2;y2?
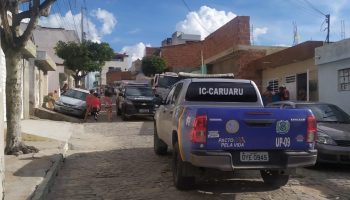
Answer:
154;77;317;190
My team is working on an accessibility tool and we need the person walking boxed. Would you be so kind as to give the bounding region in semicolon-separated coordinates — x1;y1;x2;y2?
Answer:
104;91;113;122
84;89;95;121
91;92;101;121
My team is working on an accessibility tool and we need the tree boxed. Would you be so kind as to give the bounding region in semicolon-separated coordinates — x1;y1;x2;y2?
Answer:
0;0;56;155
141;55;166;76
55;40;114;86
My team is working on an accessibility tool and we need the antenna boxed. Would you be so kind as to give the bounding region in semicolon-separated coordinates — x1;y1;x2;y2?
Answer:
341;20;345;40
293;21;300;46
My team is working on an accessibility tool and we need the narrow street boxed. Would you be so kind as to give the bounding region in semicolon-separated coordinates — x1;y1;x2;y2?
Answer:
47;110;350;200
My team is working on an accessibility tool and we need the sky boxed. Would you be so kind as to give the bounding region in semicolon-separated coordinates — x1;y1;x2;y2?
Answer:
34;0;350;68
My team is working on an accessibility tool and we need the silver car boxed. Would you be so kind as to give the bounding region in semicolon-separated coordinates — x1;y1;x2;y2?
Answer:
267;101;350;164
54;88;90;118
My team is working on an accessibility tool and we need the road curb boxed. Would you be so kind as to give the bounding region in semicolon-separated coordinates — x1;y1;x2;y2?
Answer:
28;153;64;200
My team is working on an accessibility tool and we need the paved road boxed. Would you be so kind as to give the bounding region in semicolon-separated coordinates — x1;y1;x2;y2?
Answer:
48;111;350;200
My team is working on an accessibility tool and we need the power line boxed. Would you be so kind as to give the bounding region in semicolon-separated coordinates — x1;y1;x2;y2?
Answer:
67;0;79;37
302;0;326;16
180;0;211;34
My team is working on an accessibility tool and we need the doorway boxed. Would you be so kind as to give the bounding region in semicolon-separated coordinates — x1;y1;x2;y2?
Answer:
297;73;307;101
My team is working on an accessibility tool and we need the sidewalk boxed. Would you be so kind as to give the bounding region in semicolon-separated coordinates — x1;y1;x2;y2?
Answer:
4;119;83;200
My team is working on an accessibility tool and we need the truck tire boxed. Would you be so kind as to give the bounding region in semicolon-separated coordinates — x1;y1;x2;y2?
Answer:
153;122;168;155
260;170;289;187
173;142;195;190
121;107;129;121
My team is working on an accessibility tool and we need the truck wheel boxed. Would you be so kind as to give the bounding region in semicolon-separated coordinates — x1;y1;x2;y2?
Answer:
121;107;128;121
117;107;121;116
260;170;289;187
153;122;168;155
172;142;195;190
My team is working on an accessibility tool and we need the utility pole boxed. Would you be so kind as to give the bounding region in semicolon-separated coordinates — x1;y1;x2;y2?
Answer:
326;14;330;43
81;7;85;43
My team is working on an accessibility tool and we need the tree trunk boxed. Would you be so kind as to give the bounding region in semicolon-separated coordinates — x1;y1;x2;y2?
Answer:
4;50;23;154
74;77;80;88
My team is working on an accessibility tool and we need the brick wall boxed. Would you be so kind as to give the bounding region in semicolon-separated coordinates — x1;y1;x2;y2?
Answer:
145;47;160;56
203;16;251;59
161;42;203;71
106;71;134;85
239;50;269;88
153;16;251;72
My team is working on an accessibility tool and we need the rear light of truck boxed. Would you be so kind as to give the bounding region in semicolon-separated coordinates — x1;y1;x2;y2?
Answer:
191;115;207;143
306;115;317;143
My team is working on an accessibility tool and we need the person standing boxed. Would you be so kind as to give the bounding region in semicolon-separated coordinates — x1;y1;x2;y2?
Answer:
61;83;68;95
262;86;273;106
279;85;290;101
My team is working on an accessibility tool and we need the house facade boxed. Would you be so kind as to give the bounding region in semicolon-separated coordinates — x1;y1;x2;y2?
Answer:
100;53;129;86
31;26;80;92
249;41;323;101
315;38;350;114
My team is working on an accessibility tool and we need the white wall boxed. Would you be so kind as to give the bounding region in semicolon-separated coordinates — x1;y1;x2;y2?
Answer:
318;58;350;114
48;65;64;92
101;58;129;85
316;38;350;115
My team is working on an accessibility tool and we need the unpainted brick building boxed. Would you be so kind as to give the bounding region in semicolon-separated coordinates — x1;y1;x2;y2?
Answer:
146;16;285;88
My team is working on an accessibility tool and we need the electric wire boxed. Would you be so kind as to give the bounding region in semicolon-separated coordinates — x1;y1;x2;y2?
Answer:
302;0;326;16
181;0;211;34
67;0;79;36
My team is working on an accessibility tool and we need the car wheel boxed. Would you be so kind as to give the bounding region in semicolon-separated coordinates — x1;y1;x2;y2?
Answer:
153;122;168;155
172;142;195;190
121;107;129;121
260;170;289;187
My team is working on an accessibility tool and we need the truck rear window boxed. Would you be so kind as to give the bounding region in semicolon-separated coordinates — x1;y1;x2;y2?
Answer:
185;82;258;102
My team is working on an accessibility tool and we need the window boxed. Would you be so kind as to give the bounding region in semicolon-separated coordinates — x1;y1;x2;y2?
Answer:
338;68;350;91
165;86;176;105
268;79;279;93
185;82;258;102
172;83;183;105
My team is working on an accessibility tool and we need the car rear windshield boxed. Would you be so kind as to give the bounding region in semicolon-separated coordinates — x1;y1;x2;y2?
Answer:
125;87;153;97
185;82;258;102
62;90;88;101
158;76;181;88
296;104;350;123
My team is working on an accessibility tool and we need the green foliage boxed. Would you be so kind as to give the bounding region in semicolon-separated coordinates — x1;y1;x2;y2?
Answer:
141;56;166;76
55;40;114;79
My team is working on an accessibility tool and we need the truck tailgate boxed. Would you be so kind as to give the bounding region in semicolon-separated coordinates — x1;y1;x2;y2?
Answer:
198;107;312;151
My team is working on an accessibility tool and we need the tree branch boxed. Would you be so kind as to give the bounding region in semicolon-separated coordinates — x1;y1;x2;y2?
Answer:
12;10;31;27
0;1;14;47
16;0;56;48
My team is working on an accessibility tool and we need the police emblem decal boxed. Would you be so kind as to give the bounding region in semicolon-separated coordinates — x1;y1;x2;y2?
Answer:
276;120;290;134
226;120;239;134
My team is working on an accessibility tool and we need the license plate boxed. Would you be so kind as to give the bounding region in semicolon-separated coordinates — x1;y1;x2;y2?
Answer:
139;109;149;113
240;152;269;162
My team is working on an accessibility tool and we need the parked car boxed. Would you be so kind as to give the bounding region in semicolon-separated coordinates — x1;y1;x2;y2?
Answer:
54;88;89;118
154;77;317;190
267;101;350;164
117;84;158;120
